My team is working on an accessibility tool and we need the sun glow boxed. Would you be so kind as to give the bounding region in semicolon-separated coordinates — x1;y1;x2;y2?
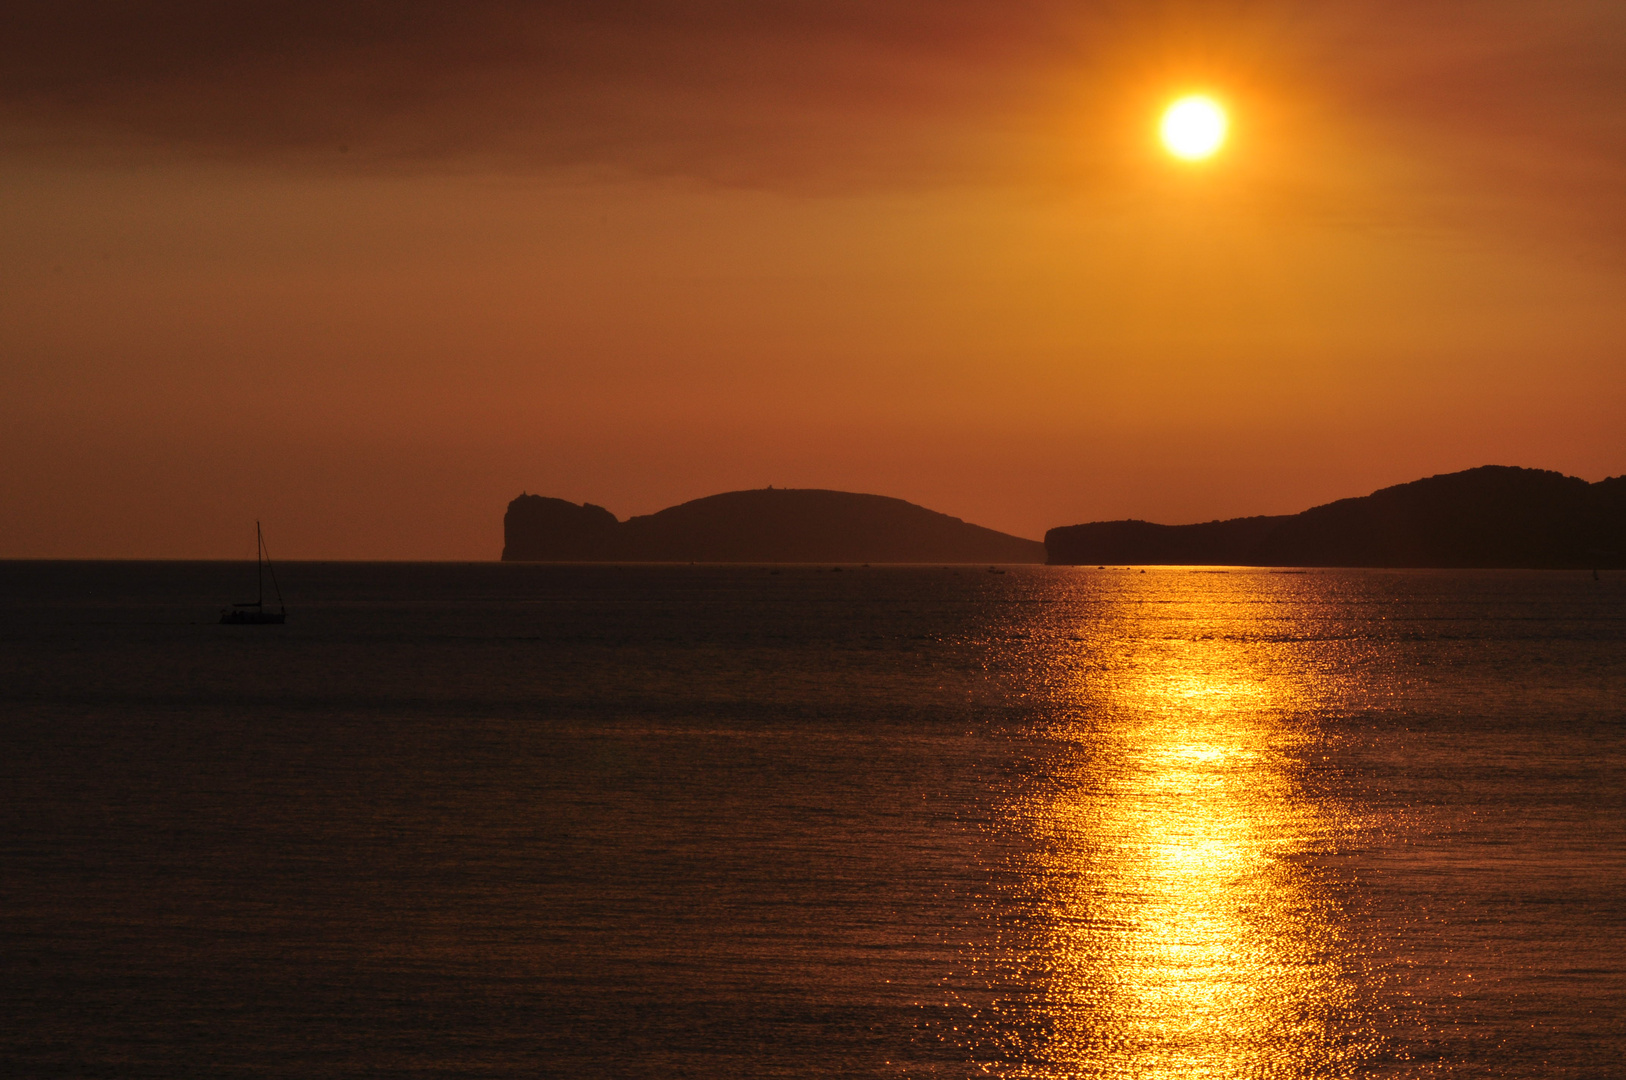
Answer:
1161;95;1228;160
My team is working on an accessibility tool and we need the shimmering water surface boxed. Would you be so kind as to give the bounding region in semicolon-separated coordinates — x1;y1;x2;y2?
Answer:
2;563;1622;1078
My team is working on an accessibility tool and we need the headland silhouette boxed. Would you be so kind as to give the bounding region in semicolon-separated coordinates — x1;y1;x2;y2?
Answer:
502;488;1047;563
505;467;1624;568
1046;466;1626;568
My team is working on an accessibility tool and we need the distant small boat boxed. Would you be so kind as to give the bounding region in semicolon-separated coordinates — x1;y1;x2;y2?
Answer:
221;521;286;625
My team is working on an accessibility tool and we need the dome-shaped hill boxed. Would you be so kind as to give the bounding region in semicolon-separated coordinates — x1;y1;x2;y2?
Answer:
1045;466;1626;568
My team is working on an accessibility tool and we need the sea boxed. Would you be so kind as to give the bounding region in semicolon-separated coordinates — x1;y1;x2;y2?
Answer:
1;561;1622;1079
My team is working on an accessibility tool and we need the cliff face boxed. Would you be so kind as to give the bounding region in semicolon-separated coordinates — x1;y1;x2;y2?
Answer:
501;496;619;561
1046;466;1626;568
503;488;1046;563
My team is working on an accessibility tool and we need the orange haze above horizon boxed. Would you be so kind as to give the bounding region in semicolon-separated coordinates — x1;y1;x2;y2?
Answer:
2;1;1624;558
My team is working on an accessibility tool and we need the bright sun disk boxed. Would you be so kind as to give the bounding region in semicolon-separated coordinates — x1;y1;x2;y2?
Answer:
1161;96;1227;160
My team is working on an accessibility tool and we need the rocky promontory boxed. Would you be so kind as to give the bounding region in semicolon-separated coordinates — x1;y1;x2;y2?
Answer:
503;488;1046;563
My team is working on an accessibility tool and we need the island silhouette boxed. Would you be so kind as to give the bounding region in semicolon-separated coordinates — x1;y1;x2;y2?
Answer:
505;468;1624;567
1047;466;1626;568
502;488;1047;563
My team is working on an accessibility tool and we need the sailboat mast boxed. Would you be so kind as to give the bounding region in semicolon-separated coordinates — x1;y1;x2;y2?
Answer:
256;520;264;606
260;524;285;614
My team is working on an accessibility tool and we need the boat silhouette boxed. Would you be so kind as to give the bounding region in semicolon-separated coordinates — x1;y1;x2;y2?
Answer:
220;521;286;625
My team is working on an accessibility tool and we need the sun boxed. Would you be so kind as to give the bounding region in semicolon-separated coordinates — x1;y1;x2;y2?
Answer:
1160;95;1228;161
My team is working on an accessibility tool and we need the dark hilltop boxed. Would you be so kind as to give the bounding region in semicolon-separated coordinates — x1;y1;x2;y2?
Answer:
503;488;1046;563
1046;466;1626;568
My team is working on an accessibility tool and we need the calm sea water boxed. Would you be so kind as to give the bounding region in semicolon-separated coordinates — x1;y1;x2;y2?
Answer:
1;562;1622;1078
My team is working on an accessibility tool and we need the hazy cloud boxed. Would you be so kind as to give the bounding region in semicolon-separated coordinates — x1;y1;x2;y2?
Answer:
4;2;1626;212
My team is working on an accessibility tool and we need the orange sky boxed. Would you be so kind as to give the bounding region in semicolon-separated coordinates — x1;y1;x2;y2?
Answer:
3;1;1624;558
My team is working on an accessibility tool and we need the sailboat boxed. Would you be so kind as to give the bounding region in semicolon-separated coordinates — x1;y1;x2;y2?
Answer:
220;521;287;625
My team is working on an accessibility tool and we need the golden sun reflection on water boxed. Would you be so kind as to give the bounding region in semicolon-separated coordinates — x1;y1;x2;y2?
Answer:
999;583;1377;1078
